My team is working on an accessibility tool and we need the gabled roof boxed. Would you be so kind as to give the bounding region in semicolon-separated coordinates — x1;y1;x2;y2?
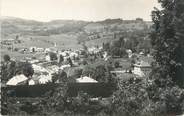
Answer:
76;76;98;83
6;74;28;86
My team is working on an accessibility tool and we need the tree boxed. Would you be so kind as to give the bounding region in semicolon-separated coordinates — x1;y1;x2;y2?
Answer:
22;62;34;77
114;61;120;68
3;54;10;62
58;54;64;66
82;43;88;51
49;52;57;61
1;60;34;83
68;57;73;67
1;55;15;82
52;70;67;83
15;35;19;40
151;0;184;87
149;0;184;115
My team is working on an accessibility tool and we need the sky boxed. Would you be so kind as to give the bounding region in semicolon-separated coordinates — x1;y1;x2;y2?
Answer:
1;0;160;22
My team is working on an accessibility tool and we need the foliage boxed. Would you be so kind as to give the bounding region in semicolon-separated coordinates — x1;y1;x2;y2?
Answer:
58;54;64;66
1;58;34;83
52;70;68;83
64;92;113;115
147;81;184;115
67;67;83;80
68;57;73;67
49;52;58;61
3;54;10;62
82;61;114;83
147;0;184;115
112;78;149;116
114;61;120;68
151;0;184;86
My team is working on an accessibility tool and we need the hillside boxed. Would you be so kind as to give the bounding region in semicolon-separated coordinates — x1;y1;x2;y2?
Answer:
1;17;153;51
1;17;152;37
1;17;89;38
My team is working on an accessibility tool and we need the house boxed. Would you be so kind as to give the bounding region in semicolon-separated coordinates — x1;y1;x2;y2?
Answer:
76;76;98;83
126;49;133;58
30;47;37;53
38;74;52;84
45;54;51;61
132;61;151;77
36;47;44;52
28;79;36;85
45;48;51;53
6;74;28;86
88;47;100;54
32;64;48;73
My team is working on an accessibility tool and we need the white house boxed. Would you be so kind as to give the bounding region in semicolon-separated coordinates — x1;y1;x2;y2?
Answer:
45;48;51;53
6;74;28;86
36;47;44;52
45;54;51;62
126;49;133;58
76;76;98;83
28;79;35;85
132;61;151;77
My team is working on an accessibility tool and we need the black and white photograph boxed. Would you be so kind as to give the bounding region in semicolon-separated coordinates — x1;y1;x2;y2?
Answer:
0;0;184;115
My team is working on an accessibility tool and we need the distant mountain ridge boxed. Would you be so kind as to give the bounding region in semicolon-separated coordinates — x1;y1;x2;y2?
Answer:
1;16;152;38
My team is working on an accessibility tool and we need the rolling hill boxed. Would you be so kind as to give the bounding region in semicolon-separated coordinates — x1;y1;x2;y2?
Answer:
1;16;152;50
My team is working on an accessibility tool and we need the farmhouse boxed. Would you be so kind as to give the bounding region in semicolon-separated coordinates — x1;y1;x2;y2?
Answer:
132;61;151;77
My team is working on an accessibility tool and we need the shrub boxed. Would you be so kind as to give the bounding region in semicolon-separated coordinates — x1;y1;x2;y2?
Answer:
114;61;120;68
3;54;10;62
49;52;57;61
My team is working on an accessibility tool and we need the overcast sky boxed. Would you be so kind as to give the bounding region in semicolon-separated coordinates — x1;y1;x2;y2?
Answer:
1;0;160;22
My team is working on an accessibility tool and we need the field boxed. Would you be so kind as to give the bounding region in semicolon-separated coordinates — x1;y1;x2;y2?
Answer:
14;34;82;50
1;32;119;60
86;37;118;47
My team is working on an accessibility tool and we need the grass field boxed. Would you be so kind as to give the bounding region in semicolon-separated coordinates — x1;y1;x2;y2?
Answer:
13;34;82;50
86;37;118;47
0;48;34;60
1;33;118;60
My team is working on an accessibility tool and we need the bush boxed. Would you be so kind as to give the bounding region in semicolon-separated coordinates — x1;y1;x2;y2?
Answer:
82;62;114;83
1;61;34;83
82;60;88;65
49;52;57;61
114;61;120;68
112;79;149;116
3;54;10;62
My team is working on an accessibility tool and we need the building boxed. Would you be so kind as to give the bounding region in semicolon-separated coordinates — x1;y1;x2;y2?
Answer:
45;52;57;62
76;76;98;83
6;74;28;86
132;61;151;77
126;49;133;58
29;46;37;53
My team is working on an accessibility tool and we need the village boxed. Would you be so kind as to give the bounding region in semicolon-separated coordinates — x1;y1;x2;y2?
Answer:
0;16;156;115
1;37;154;114
1;0;184;115
1;38;152;87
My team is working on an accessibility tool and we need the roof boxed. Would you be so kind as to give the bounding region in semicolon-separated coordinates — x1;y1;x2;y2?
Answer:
32;64;48;73
134;61;151;68
6;74;28;86
76;76;98;83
